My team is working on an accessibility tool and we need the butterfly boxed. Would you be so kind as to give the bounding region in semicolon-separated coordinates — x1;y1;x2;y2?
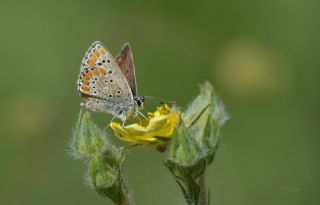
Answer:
77;41;144;121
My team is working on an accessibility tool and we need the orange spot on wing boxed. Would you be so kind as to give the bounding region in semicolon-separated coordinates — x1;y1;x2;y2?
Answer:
95;51;100;57
82;87;90;92
83;81;89;85
83;75;90;80
91;54;97;62
88;60;95;66
81;93;90;98
100;69;107;75
100;48;106;55
87;71;93;77
93;69;100;75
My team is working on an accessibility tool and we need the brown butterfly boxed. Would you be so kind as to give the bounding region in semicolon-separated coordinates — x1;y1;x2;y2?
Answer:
77;41;144;121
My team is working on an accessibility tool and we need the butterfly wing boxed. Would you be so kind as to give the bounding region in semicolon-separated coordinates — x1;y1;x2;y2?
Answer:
81;41;112;70
115;43;138;96
78;42;135;119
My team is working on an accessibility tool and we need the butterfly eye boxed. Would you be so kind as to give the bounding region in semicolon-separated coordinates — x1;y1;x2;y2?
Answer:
135;97;144;107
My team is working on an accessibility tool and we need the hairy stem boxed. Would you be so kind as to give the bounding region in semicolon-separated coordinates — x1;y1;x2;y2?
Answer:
198;171;206;205
120;199;131;205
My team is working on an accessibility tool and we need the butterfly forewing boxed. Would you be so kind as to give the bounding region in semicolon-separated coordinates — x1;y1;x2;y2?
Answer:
81;41;110;70
78;42;135;119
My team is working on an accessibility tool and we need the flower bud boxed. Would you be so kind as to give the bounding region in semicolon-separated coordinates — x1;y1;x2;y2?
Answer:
164;81;228;205
71;110;106;158
71;110;130;205
88;153;128;204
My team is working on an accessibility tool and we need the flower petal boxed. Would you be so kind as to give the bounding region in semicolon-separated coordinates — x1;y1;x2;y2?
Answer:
110;104;178;145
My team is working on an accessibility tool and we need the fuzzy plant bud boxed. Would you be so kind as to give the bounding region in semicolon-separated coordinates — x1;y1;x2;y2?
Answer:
164;81;228;205
184;81;228;164
71;110;130;205
89;152;129;204
71;110;106;159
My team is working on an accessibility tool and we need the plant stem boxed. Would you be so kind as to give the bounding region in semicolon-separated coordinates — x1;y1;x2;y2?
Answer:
120;199;131;205
198;171;206;205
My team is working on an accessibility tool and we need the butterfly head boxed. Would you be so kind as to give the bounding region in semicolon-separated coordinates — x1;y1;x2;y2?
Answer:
134;96;145;108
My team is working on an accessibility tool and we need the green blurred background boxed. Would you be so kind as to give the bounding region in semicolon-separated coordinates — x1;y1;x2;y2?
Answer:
1;0;319;204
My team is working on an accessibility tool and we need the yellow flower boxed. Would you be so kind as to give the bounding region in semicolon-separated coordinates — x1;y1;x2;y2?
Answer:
110;104;178;145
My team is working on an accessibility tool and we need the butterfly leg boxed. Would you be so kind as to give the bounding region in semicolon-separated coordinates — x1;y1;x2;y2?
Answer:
110;113;118;123
105;115;117;130
105;109;122;129
138;111;148;120
121;117;127;127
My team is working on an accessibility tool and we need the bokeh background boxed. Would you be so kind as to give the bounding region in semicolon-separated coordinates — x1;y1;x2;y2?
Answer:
1;0;319;204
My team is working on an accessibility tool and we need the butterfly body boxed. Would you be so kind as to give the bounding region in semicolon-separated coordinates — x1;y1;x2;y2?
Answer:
78;41;144;121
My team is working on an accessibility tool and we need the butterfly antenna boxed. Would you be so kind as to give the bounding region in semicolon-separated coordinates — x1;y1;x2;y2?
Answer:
143;96;176;105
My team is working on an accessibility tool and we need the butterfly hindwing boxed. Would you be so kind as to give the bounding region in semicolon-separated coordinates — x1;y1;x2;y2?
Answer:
116;43;137;96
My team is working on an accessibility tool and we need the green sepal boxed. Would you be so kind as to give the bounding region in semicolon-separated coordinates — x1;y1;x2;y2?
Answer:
89;152;128;205
163;156;207;205
72;110;106;158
